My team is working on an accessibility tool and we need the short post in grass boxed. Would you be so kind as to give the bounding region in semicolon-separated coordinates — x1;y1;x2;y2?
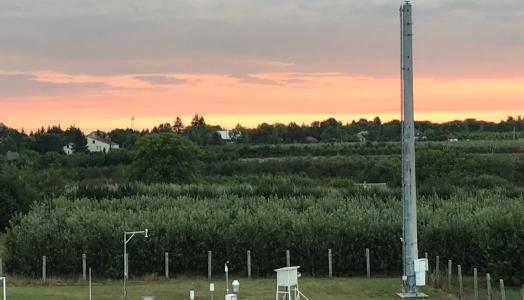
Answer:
435;256;440;287
487;273;492;300
82;253;87;281
89;267;92;300
448;260;452;291
473;268;478;300
328;248;333;279
42;255;47;282
458;265;464;300
366;248;370;278
165;252;169;279
208;251;212;279
247;250;251;279
425;252;429;283
499;279;506;300
286;250;290;267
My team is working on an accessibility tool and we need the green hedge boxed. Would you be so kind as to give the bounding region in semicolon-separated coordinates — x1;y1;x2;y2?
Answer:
5;190;524;283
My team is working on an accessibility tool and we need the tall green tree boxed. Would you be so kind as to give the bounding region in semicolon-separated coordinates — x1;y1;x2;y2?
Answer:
131;133;202;183
64;126;87;153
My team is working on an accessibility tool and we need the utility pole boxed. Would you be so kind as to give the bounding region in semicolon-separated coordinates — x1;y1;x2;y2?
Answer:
399;1;421;298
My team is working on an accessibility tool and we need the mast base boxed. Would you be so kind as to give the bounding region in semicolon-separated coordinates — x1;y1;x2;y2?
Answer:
397;292;429;298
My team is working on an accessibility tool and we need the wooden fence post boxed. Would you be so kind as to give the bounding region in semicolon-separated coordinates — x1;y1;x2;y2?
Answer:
473;268;478;300
208;251;212;279
42;256;47;282
247;250;251;279
82;253;87;281
448;260;452;291
458;265;464;300
366;248;370;278
500;279;506;300
487;273;492;300
286;250;290;267
165;252;169;279
435;256;440;287
425;252;429;272
328;249;333;279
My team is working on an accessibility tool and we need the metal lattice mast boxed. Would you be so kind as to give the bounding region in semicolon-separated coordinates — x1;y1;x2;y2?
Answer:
400;0;419;296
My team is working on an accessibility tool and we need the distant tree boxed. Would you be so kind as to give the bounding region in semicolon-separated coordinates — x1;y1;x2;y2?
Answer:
285;122;305;143
33;133;63;153
251;123;280;144
0;162;38;229
64;126;87;153
191;114;206;127
131;133;202;183
152;123;172;133
109;128;138;148
173;116;184;134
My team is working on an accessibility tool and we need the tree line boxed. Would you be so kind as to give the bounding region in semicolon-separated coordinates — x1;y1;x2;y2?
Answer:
1;115;523;153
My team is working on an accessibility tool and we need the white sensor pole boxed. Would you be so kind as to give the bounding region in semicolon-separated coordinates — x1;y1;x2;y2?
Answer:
123;229;149;298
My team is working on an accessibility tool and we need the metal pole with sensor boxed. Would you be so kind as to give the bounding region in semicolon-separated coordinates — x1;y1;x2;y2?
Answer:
397;1;427;298
123;229;148;298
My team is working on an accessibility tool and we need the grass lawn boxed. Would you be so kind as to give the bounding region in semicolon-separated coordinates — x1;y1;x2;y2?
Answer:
3;276;453;300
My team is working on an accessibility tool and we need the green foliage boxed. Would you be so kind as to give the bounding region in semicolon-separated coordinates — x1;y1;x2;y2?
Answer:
0;162;38;230
5;189;524;283
131;133;202;183
64;126;87;153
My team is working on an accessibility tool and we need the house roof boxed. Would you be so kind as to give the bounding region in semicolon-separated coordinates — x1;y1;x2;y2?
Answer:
87;132;119;146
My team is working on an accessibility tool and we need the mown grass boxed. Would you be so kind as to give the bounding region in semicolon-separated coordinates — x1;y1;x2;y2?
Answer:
3;276;452;300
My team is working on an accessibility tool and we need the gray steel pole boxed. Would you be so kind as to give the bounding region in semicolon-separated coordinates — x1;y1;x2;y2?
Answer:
400;0;419;295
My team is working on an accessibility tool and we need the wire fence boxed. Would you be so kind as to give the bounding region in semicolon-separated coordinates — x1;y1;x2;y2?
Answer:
427;257;524;300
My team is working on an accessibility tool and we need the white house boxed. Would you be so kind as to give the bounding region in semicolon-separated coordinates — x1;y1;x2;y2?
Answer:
63;143;75;155
217;130;232;141
86;132;119;153
217;130;242;142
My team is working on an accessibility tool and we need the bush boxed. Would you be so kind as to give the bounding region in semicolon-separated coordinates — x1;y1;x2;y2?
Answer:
131;133;202;183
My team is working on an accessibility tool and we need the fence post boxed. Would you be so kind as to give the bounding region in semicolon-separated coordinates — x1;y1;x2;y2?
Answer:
366;248;370;278
448;260;452;291
500;279;506;300
286;250;290;267
487;273;492;300
473;268;478;300
424;252;429;283
328;249;333;279
208;251;212;279
89;267;92;300
435;256;440;287
42;256;47;282
247;250;252;279
458;265;464;300
0;257;3;277
82;254;87;281
165;252;169;279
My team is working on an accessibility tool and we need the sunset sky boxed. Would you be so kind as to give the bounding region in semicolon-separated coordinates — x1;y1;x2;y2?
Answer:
1;0;523;131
